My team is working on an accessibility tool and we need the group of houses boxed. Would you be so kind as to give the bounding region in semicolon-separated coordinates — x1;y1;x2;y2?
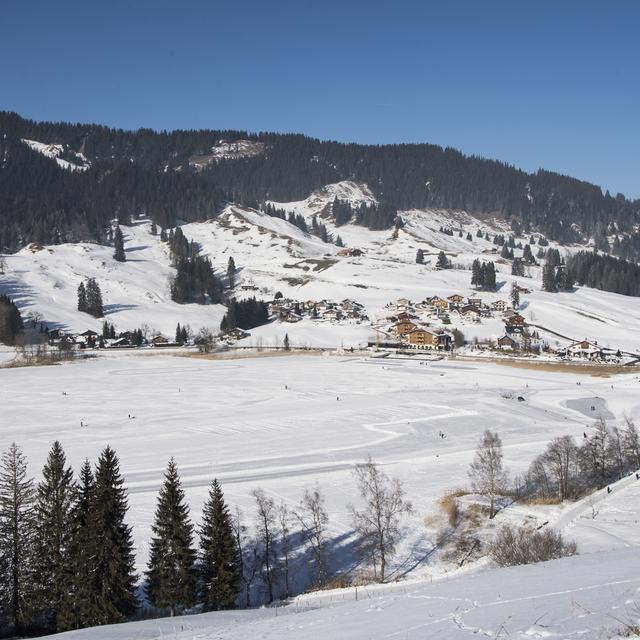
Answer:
46;328;181;350
381;299;453;351
268;296;369;324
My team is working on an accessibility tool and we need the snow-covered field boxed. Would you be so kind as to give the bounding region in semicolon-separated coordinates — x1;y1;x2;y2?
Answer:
3;354;640;573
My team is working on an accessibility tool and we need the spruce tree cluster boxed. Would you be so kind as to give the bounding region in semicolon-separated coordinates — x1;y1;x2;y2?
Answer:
0;293;24;344
77;278;103;317
220;298;269;332
566;251;640;296
175;323;189;344
470;259;497;290
541;249;574;292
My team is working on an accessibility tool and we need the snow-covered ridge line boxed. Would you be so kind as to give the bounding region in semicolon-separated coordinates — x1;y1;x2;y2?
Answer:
21;138;91;172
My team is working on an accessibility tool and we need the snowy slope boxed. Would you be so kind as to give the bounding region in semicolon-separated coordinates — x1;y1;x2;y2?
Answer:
1;181;639;352
0;220;225;337
51;547;640;639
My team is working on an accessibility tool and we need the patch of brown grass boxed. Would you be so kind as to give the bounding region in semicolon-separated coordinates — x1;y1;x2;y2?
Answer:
457;355;638;377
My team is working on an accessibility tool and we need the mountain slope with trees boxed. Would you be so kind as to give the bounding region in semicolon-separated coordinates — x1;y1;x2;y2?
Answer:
1;111;638;255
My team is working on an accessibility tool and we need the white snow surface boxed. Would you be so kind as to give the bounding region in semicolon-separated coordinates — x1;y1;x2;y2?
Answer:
51;546;640;639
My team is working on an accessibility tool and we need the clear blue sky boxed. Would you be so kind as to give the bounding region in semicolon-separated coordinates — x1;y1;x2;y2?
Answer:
1;0;638;198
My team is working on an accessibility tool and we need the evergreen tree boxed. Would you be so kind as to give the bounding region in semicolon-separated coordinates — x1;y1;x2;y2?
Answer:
145;459;197;616
0;443;36;635
0;294;24;345
542;261;558;292
283;333;290;351
79;447;137;626
199;479;240;611
113;226;126;262
484;262;497;290
227;257;236;289
77;282;87;313
436;251;450;269
33;441;77;633
511;258;525;277
415;248;424;264
510;282;520;309
85;278;104;318
175;323;183;344
70;460;94;630
471;259;482;287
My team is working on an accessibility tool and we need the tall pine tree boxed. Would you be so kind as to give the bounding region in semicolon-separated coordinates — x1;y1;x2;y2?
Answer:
145;458;197;616
79;447;137;626
199;479;240;611
77;281;87;313
0;443;36;635
33;441;77;633
113;226;126;262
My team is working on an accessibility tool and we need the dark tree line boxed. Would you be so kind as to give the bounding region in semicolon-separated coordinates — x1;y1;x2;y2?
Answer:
2;111;638;252
566;250;640;297
0;443;242;637
167;228;224;305
0;293;23;344
220;298;269;332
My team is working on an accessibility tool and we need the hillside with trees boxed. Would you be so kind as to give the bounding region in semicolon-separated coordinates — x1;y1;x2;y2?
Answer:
1;111;639;256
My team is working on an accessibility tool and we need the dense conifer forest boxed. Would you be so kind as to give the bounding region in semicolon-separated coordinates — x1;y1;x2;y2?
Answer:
1;111;639;255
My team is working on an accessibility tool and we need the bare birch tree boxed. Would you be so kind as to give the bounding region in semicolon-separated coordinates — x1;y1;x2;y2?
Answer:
231;507;259;608
350;456;412;582
252;489;277;603
295;486;329;587
278;502;292;599
468;430;508;517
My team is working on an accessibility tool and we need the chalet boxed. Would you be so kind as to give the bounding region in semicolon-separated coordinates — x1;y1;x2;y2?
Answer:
497;335;518;350
447;294;465;309
492;300;508;312
337;248;363;257
467;297;482;308
80;329;99;338
460;305;481;320
393;320;418;336
430;297;450;310
406;328;452;350
506;314;526;326
281;310;303;323
322;309;342;321
152;335;169;346
395;311;417;322
567;340;602;360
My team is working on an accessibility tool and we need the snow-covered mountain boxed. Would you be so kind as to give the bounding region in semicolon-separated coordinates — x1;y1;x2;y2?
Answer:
2;180;640;352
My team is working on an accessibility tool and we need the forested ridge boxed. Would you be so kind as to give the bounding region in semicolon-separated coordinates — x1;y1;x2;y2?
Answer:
1;111;639;255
